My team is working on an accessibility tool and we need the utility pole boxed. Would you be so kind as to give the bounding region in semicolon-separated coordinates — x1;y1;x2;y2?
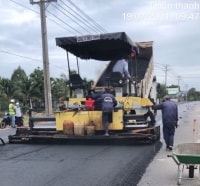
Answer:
177;75;181;90
30;0;57;116
164;64;170;87
185;84;188;102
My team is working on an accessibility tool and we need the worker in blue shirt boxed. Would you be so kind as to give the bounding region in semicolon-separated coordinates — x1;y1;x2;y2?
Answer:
96;88;117;136
152;95;178;150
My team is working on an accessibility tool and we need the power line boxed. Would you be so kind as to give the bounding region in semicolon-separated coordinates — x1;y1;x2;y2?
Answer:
48;0;108;34
8;0;77;34
9;0;39;14
59;0;102;34
47;16;76;34
0;49;68;72
0;50;41;62
46;9;82;34
50;3;92;34
8;0;104;35
67;0;107;33
5;0;108;79
55;1;98;33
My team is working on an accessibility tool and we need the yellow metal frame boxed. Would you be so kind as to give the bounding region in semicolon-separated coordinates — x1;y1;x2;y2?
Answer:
68;96;153;107
55;109;123;131
55;96;153;132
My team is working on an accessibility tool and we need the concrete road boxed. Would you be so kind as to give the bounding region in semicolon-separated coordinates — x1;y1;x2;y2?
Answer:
138;101;200;186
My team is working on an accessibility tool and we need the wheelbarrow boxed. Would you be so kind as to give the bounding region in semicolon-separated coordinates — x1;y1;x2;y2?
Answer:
168;143;200;185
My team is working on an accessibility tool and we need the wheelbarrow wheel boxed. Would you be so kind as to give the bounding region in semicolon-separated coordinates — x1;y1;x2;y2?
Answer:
189;165;194;178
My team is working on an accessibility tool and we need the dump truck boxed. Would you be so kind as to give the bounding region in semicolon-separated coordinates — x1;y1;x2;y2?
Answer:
9;32;160;144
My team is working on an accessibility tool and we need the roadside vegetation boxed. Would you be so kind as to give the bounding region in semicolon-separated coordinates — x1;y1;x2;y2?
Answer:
0;66;93;117
0;65;199;119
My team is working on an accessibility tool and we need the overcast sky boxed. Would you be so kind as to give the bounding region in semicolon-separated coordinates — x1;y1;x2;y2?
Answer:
1;0;200;91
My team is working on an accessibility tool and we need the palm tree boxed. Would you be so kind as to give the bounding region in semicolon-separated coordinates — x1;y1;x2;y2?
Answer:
51;74;69;102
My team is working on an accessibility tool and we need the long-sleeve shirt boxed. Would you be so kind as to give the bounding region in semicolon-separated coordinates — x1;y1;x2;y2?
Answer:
112;59;131;78
16;106;22;117
152;100;178;124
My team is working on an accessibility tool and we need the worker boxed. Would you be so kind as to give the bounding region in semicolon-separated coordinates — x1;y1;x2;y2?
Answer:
152;95;178;151
113;48;137;79
112;48;137;94
15;102;23;127
96;88;117;136
9;99;16;128
112;56;132;81
85;98;95;111
86;89;103;110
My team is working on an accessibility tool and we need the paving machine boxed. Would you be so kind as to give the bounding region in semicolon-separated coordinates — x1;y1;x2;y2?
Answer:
9;32;160;144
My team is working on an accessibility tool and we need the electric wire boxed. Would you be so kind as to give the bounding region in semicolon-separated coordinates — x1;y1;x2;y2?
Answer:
46;8;82;34
5;0;108;73
154;62;200;89
57;0;100;34
8;0;107;35
0;50;41;62
6;1;199;90
9;0;39;14
50;3;92;34
8;0;77;34
66;0;107;33
0;49;69;73
47;17;75;34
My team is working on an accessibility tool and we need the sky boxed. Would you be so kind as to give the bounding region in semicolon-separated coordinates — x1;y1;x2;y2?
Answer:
1;0;200;91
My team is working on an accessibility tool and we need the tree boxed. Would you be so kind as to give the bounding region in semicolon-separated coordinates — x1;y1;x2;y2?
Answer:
0;78;12;98
51;74;69;102
187;88;200;101
10;66;28;104
27;67;45;109
0;77;11;111
157;83;168;102
82;77;94;96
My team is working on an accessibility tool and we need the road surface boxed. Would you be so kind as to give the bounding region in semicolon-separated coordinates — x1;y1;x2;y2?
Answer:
0;102;198;186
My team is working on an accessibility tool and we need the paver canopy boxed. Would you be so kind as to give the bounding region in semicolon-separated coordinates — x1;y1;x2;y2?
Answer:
56;32;136;61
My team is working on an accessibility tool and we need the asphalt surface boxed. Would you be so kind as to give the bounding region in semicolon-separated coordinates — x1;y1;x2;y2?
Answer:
0;139;161;186
0;125;161;186
0;101;199;186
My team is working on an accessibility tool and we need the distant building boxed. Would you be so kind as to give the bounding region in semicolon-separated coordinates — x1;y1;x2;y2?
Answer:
167;87;179;101
167;87;187;102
